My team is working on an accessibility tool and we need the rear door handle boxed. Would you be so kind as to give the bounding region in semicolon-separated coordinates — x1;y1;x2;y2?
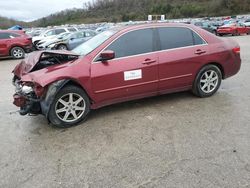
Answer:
195;49;206;55
142;58;157;65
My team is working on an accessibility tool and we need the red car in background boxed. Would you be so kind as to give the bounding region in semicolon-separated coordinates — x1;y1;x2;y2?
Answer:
217;23;250;36
0;30;33;59
12;23;241;128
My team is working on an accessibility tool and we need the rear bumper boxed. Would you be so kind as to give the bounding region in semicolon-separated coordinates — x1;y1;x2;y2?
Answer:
223;56;241;79
23;44;34;53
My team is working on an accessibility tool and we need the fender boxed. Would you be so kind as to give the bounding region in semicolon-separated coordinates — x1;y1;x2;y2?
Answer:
40;79;70;119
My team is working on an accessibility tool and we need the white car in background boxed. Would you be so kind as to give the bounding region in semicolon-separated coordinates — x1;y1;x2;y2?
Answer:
36;32;72;50
243;19;250;26
32;27;78;49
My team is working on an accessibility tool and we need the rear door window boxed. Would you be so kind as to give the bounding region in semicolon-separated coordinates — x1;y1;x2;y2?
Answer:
157;27;205;50
45;30;55;36
0;32;20;39
55;29;66;34
192;31;206;45
9;33;20;38
105;28;154;59
0;33;10;39
76;32;85;38
68;28;77;32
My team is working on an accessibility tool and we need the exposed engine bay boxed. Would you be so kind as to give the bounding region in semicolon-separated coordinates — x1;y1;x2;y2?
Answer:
31;53;78;72
12;51;79;116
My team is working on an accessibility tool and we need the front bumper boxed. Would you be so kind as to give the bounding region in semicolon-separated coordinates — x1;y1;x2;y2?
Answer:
13;93;41;115
12;79;41;115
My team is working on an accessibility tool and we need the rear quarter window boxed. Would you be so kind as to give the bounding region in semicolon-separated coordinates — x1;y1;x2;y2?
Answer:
0;33;10;39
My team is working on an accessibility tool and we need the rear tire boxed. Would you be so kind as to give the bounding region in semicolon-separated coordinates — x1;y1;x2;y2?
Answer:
48;85;90;128
192;65;222;98
57;44;68;50
10;47;25;59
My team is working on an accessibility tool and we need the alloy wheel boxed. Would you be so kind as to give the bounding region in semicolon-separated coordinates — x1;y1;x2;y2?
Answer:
55;93;86;123
12;48;24;58
58;45;67;50
200;70;219;94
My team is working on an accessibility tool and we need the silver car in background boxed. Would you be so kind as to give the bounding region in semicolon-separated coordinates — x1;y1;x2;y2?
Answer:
46;30;96;50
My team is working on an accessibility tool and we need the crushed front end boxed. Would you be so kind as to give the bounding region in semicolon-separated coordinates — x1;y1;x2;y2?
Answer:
13;77;44;115
12;50;79;116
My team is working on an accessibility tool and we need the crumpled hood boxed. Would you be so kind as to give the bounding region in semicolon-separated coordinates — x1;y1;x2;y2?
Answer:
13;50;79;78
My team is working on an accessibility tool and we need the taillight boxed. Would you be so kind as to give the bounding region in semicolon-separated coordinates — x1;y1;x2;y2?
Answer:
232;47;240;54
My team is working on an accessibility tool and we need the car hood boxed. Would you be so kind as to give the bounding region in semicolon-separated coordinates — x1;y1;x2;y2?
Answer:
13;50;79;78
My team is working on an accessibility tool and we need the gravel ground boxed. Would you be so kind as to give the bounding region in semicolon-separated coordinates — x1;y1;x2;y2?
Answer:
0;35;249;188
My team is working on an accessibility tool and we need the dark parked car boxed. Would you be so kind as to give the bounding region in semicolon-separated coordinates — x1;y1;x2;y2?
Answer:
0;30;32;59
193;22;218;35
12;23;241;128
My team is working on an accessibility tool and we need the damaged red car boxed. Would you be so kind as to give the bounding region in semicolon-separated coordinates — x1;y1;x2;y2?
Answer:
217;23;250;36
12;23;241;128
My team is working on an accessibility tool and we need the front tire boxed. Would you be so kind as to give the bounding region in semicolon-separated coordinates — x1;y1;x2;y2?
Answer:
192;65;222;98
10;47;25;59
48;85;90;128
33;41;40;50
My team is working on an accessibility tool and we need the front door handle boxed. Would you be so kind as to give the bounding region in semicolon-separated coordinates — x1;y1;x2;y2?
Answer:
195;49;206;55
142;58;157;65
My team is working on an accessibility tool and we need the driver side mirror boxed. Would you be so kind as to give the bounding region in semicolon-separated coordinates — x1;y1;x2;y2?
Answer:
99;50;115;61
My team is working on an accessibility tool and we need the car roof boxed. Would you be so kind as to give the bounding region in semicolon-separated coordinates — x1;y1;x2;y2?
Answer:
0;30;26;34
109;23;197;33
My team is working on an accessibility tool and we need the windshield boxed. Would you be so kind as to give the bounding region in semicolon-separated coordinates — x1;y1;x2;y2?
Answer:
222;23;236;27
72;30;116;56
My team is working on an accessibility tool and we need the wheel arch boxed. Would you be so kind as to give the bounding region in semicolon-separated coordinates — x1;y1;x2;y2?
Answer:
63;80;92;101
9;45;25;56
56;43;68;49
199;62;225;79
40;79;93;120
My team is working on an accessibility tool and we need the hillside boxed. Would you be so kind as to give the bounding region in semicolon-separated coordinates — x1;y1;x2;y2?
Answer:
1;0;250;28
0;16;30;29
32;0;250;27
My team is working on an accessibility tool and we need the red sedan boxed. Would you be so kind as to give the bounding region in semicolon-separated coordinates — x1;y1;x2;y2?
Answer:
0;30;33;59
12;23;241;128
217;23;250;36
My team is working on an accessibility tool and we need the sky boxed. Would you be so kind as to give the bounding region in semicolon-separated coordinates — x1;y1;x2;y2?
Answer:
0;0;91;22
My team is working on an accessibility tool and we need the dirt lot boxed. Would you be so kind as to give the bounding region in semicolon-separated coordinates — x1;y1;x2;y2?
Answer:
0;36;250;188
